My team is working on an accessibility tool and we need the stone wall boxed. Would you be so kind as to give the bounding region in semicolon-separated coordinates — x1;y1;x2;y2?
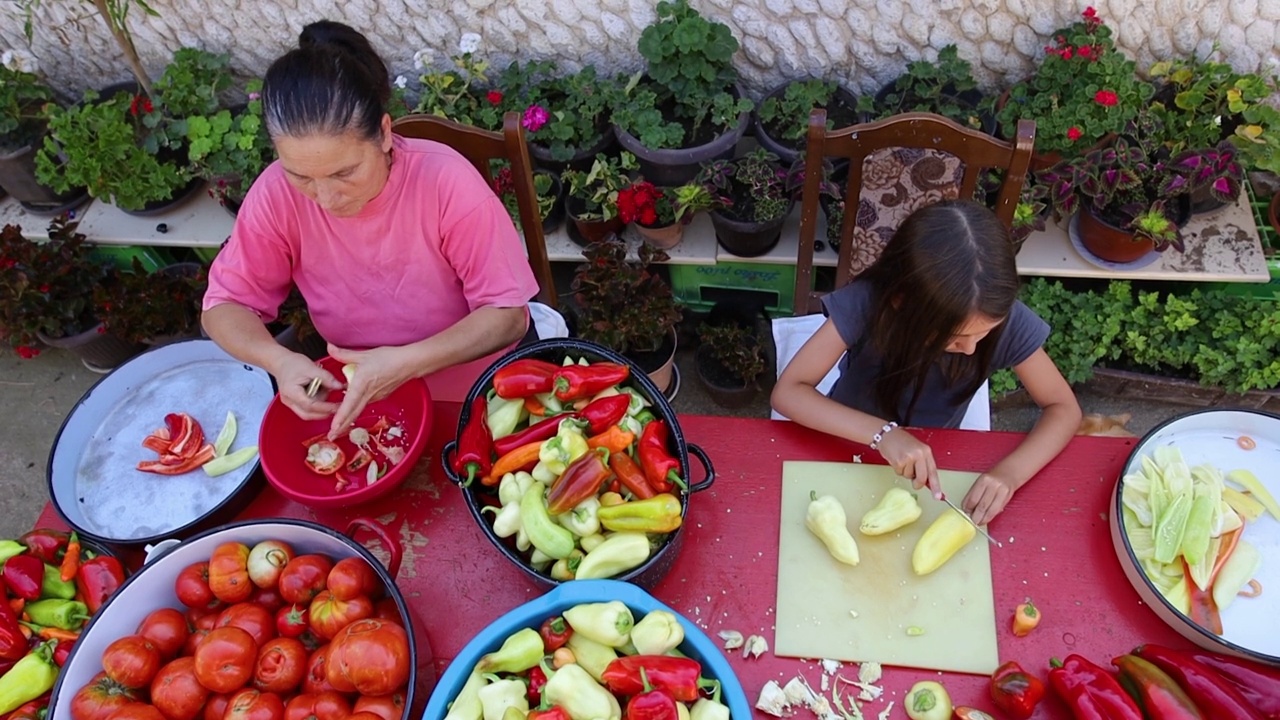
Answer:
2;0;1278;101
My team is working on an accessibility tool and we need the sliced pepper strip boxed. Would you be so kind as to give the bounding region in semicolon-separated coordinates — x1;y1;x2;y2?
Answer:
138;444;216;475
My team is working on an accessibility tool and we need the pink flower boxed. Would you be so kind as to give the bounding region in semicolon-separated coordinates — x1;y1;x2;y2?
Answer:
1067;127;1083;141
521;104;549;132
487;90;503;106
1082;6;1098;20
1094;89;1118;107
248;92;261;101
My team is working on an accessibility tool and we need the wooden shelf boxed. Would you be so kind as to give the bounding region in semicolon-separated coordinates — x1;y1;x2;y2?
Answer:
73;187;233;249
713;204;840;267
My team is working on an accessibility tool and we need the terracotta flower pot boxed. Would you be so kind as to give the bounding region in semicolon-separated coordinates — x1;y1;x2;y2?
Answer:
694;345;758;409
1076;206;1155;263
635;221;684;250
632;329;678;397
565;196;623;247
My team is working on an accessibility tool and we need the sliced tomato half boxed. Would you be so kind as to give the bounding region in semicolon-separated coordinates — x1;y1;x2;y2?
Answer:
306;440;346;475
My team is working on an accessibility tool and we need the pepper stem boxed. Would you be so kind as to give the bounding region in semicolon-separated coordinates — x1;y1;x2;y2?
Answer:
462;463;478;488
668;470;687;492
639;666;653;693
1049;657;1064;669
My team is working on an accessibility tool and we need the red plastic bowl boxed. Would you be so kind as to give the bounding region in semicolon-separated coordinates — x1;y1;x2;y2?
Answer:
258;357;432;509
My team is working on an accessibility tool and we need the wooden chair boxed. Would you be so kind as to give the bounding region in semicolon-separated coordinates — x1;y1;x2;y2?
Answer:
392;111;557;308
792;110;1036;316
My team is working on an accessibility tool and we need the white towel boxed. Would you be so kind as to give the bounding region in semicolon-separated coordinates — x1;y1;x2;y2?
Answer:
530;302;569;339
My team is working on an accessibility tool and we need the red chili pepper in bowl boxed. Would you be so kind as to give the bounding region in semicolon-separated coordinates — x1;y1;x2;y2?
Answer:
538;616;573;652
546;449;612;515
17;529;69;565
578;394;630;435
0;599;27;662
494;413;570;457
452;395;493;487
53;638;75;666
164;412;205;458
1186;650;1280;718
609;451;655;499
552;363;629;402
76;556;125;614
493;359;560;399
1048;654;1142;720
527;664;548;704
137;444;216;474
1135;645;1264;719
989;660;1045;719
527;708;569;720
601;655;704;702
638;420;684;493
1112;654;1205;719
2;554;45;601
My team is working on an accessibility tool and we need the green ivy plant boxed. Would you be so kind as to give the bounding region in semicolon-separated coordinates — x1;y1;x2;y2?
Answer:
860;46;984;130
756;79;838;144
561;152;639;221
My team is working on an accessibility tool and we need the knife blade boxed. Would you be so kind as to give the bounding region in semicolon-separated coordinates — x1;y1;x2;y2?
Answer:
938;493;1003;547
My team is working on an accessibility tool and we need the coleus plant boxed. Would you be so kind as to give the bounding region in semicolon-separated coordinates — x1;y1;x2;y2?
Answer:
1170;144;1243;205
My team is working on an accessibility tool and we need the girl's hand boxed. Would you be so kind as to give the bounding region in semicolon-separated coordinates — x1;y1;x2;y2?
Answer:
876;430;941;499
963;473;1015;525
272;352;342;421
326;343;419;439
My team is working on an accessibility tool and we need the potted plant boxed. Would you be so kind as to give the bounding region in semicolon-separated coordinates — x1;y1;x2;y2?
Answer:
0;59;88;212
187;79;276;214
695;321;768;408
785;158;845;251
995;6;1152;166
860;46;990;133
753;78;860;165
1039;132;1198;263
570;238;683;393
0;218;141;369
616;179;723;250
699;149;792;257
561;151;638;245
516;63;617;173
413;34;508;131
91;258;207;345
610;0;753;185
275;287;327;361
492;160;564;235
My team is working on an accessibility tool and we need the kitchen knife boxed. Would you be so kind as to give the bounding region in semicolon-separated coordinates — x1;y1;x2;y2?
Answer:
939;493;1003;547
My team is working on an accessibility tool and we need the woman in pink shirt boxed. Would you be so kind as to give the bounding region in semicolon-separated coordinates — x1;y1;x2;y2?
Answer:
203;21;539;438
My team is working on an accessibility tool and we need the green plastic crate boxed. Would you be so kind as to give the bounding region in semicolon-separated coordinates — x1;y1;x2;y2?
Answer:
191;246;221;264
669;261;796;314
88;245;175;272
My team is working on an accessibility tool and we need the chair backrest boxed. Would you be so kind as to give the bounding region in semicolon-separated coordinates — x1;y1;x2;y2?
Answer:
793;110;1035;316
391;111;557;307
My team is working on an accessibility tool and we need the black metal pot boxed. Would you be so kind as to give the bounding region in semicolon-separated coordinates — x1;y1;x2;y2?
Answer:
441;338;716;590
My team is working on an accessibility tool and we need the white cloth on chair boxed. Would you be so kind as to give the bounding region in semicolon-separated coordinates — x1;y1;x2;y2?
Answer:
770;314;992;430
530;302;569;339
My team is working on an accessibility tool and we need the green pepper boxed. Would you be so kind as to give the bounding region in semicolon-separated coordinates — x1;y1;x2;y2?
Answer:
0;540;24;564
0;641;58;714
498;471;534;507
534;391;563;414
575;532;652;581
565;631;618;681
481;503;522;539
690;698;730;720
476;627;545;675
40;562;77;600
634;409;656;426
24;599;90;630
538;419;590;477
487;391;528;440
444;670;490;720
542;662;621;720
563;600;635;647
520;481;576;560
619;387;650;416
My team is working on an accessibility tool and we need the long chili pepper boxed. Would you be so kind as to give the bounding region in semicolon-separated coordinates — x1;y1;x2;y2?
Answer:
493;359;560;399
59;533;81;583
1047;655;1142;720
1134;645;1264;720
552;363;630;402
494;414;570;457
638;420;684;493
453;395;494;487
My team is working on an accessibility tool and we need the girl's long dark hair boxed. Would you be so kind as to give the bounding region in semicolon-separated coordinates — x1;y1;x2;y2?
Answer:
861;199;1020;424
262;20;389;141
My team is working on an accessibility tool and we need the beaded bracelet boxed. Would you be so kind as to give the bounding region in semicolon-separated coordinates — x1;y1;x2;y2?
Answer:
869;421;899;450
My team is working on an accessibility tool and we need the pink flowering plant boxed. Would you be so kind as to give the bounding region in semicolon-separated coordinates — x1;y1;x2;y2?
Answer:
996;7;1151;157
518;64;615;161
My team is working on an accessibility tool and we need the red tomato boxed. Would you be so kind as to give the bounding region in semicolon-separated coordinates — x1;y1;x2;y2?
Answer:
184;628;211;657
175;562;218;610
208;542;253;604
278;555;333;605
305;440;345;475
325;619;410;696
347;713;383;720
150;658;209;720
252;637;308;694
224;689;285;720
71;673;139;720
203;695;231;720
105;705;166;720
276;604;309;638
326;557;381;601
283;693;351;720
193;626;257;694
193;612;220;632
302;646;339;695
371;598;401;625
102;636;163;690
250;586;285;613
353;692;405;720
136;608;190;661
309;591;374;640
218;603;277;647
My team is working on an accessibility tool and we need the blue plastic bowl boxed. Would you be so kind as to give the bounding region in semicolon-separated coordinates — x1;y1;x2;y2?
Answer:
422;580;751;719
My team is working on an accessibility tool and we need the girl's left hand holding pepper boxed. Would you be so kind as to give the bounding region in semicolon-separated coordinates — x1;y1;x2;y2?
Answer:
963;472;1016;525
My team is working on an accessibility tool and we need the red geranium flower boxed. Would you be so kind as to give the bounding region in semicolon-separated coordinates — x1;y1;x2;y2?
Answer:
1061;47;1073;60
15;346;40;359
1067;127;1083;141
1078;45;1093;58
1094;89;1118;107
487;90;503;106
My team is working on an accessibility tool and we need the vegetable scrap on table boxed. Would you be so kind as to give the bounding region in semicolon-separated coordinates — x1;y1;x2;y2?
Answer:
756;658;890;720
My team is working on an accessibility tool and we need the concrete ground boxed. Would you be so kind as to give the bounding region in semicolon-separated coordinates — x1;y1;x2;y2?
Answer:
0;323;1194;540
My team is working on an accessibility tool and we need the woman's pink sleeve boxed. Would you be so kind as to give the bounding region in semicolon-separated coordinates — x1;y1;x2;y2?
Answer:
202;189;294;321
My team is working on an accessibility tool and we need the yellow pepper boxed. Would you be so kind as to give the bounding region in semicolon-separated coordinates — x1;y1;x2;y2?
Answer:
805;491;860;566
859;487;922;535
537;418;590;477
598;493;682;533
911;508;976;575
574;532;652;580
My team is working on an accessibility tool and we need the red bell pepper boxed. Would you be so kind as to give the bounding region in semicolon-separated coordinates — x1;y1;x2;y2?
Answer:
6;696;50;720
625;669;681;720
1112;654;1205;719
2;554;45;601
137;444;216;474
608;451;655;499
494;414;570;457
493;359;560;399
552;363;630;402
165;412;205;458
452;396;493;487
1048;655;1143;720
527;707;568;720
17;529;68;565
527;664;548;704
601;655;705;702
990;660;1046;720
546;448;612;515
538;615;573;652
1134;645;1263;720
0;598;27;662
638;419;684;493
76;555;125;614
578;395;630;435
1187;650;1280;719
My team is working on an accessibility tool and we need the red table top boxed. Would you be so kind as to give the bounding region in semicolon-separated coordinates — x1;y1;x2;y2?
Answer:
36;402;1189;719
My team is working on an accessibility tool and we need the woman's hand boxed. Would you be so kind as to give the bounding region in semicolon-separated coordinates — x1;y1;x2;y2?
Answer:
963;473;1015;525
272;351;343;421
876;430;941;499
326;343;420;439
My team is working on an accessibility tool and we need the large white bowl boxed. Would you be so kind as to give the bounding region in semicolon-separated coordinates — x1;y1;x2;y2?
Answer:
1109;409;1280;665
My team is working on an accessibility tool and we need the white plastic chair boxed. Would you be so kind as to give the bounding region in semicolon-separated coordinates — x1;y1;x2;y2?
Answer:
530;301;569;339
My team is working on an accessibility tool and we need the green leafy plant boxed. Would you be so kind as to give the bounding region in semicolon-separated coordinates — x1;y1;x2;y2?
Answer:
0;63;53;151
413;35;506;130
155;48;232;121
92;259;206;343
0;218;108;354
186;80;275;205
613;0;753;148
519;64;614;161
561;152;638;221
698;148;789;223
697;322;766;388
995;7;1151;157
757;79;839;144
860;46;984;129
491;163;559;231
1147;48;1277;156
571;238;683;355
